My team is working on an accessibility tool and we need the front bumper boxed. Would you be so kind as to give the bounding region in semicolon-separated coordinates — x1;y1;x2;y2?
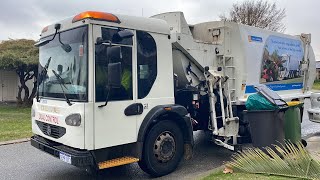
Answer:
307;108;320;123
31;135;95;167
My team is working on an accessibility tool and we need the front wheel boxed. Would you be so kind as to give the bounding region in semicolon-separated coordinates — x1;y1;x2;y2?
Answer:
138;120;184;177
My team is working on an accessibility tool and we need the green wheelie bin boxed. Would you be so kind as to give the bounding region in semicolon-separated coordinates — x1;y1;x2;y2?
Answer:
284;101;303;145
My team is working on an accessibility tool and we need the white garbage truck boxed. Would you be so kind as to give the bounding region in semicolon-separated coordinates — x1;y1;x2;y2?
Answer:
31;11;316;176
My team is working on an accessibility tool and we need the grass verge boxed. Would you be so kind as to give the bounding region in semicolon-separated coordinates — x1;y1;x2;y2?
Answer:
313;80;320;90
0;105;31;142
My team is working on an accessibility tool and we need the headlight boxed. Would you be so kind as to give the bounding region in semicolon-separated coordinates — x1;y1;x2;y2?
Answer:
65;113;81;126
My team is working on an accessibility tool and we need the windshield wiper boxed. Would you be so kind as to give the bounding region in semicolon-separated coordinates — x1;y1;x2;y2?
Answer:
37;57;51;102
52;69;72;106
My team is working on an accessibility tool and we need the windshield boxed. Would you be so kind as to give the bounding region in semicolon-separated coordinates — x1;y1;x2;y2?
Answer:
38;26;88;101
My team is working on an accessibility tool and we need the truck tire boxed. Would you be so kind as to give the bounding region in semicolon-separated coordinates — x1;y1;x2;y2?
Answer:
138;120;184;177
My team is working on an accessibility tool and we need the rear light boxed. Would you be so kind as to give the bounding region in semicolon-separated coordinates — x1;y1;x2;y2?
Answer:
72;11;120;23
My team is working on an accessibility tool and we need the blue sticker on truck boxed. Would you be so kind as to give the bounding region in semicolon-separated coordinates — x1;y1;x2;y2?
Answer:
248;35;263;42
245;83;303;94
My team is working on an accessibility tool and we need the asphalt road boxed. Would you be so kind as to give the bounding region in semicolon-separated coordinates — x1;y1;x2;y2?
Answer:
0;99;319;180
0;131;232;180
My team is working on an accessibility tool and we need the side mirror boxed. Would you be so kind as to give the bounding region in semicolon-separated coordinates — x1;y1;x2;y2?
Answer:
107;62;122;88
107;46;122;63
112;30;134;43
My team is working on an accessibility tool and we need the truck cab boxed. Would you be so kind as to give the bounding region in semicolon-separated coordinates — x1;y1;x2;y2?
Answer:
31;11;193;177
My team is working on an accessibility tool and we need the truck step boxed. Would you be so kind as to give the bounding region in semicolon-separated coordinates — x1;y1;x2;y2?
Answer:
98;156;139;169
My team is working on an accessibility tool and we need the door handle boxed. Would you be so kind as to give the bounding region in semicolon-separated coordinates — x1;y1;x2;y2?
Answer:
124;103;143;116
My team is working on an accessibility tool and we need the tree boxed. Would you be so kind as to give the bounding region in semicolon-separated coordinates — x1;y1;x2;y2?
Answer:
220;0;286;32
0;39;38;105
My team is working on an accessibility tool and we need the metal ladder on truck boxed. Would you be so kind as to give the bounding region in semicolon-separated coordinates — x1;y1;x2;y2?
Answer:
204;57;239;151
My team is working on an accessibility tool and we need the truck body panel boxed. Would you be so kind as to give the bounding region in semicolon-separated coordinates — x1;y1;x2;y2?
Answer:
153;12;316;104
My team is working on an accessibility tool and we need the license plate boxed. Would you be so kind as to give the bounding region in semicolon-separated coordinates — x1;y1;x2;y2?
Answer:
59;152;71;164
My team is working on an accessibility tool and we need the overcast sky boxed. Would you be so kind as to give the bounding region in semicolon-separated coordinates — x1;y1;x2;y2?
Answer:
0;0;319;59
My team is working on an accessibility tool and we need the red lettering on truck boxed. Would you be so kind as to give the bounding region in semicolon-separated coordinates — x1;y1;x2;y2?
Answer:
38;113;59;125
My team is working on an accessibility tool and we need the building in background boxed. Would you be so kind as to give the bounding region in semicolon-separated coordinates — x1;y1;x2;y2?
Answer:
0;70;33;102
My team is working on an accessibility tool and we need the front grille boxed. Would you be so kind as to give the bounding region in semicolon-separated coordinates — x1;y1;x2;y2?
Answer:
36;120;66;139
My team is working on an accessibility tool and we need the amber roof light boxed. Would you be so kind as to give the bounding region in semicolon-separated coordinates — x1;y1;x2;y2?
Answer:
72;11;121;23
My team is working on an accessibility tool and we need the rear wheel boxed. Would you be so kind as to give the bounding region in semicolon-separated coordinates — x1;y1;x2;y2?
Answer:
138;120;184;177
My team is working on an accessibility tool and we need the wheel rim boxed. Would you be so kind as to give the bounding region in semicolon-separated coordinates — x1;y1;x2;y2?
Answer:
153;131;176;163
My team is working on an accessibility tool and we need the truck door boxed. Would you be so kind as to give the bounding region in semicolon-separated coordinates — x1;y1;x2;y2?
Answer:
93;25;137;149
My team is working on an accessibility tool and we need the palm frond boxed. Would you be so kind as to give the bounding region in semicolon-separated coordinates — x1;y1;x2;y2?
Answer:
227;141;320;180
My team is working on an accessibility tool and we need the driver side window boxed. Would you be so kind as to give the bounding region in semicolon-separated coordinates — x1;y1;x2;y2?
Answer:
95;27;133;102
